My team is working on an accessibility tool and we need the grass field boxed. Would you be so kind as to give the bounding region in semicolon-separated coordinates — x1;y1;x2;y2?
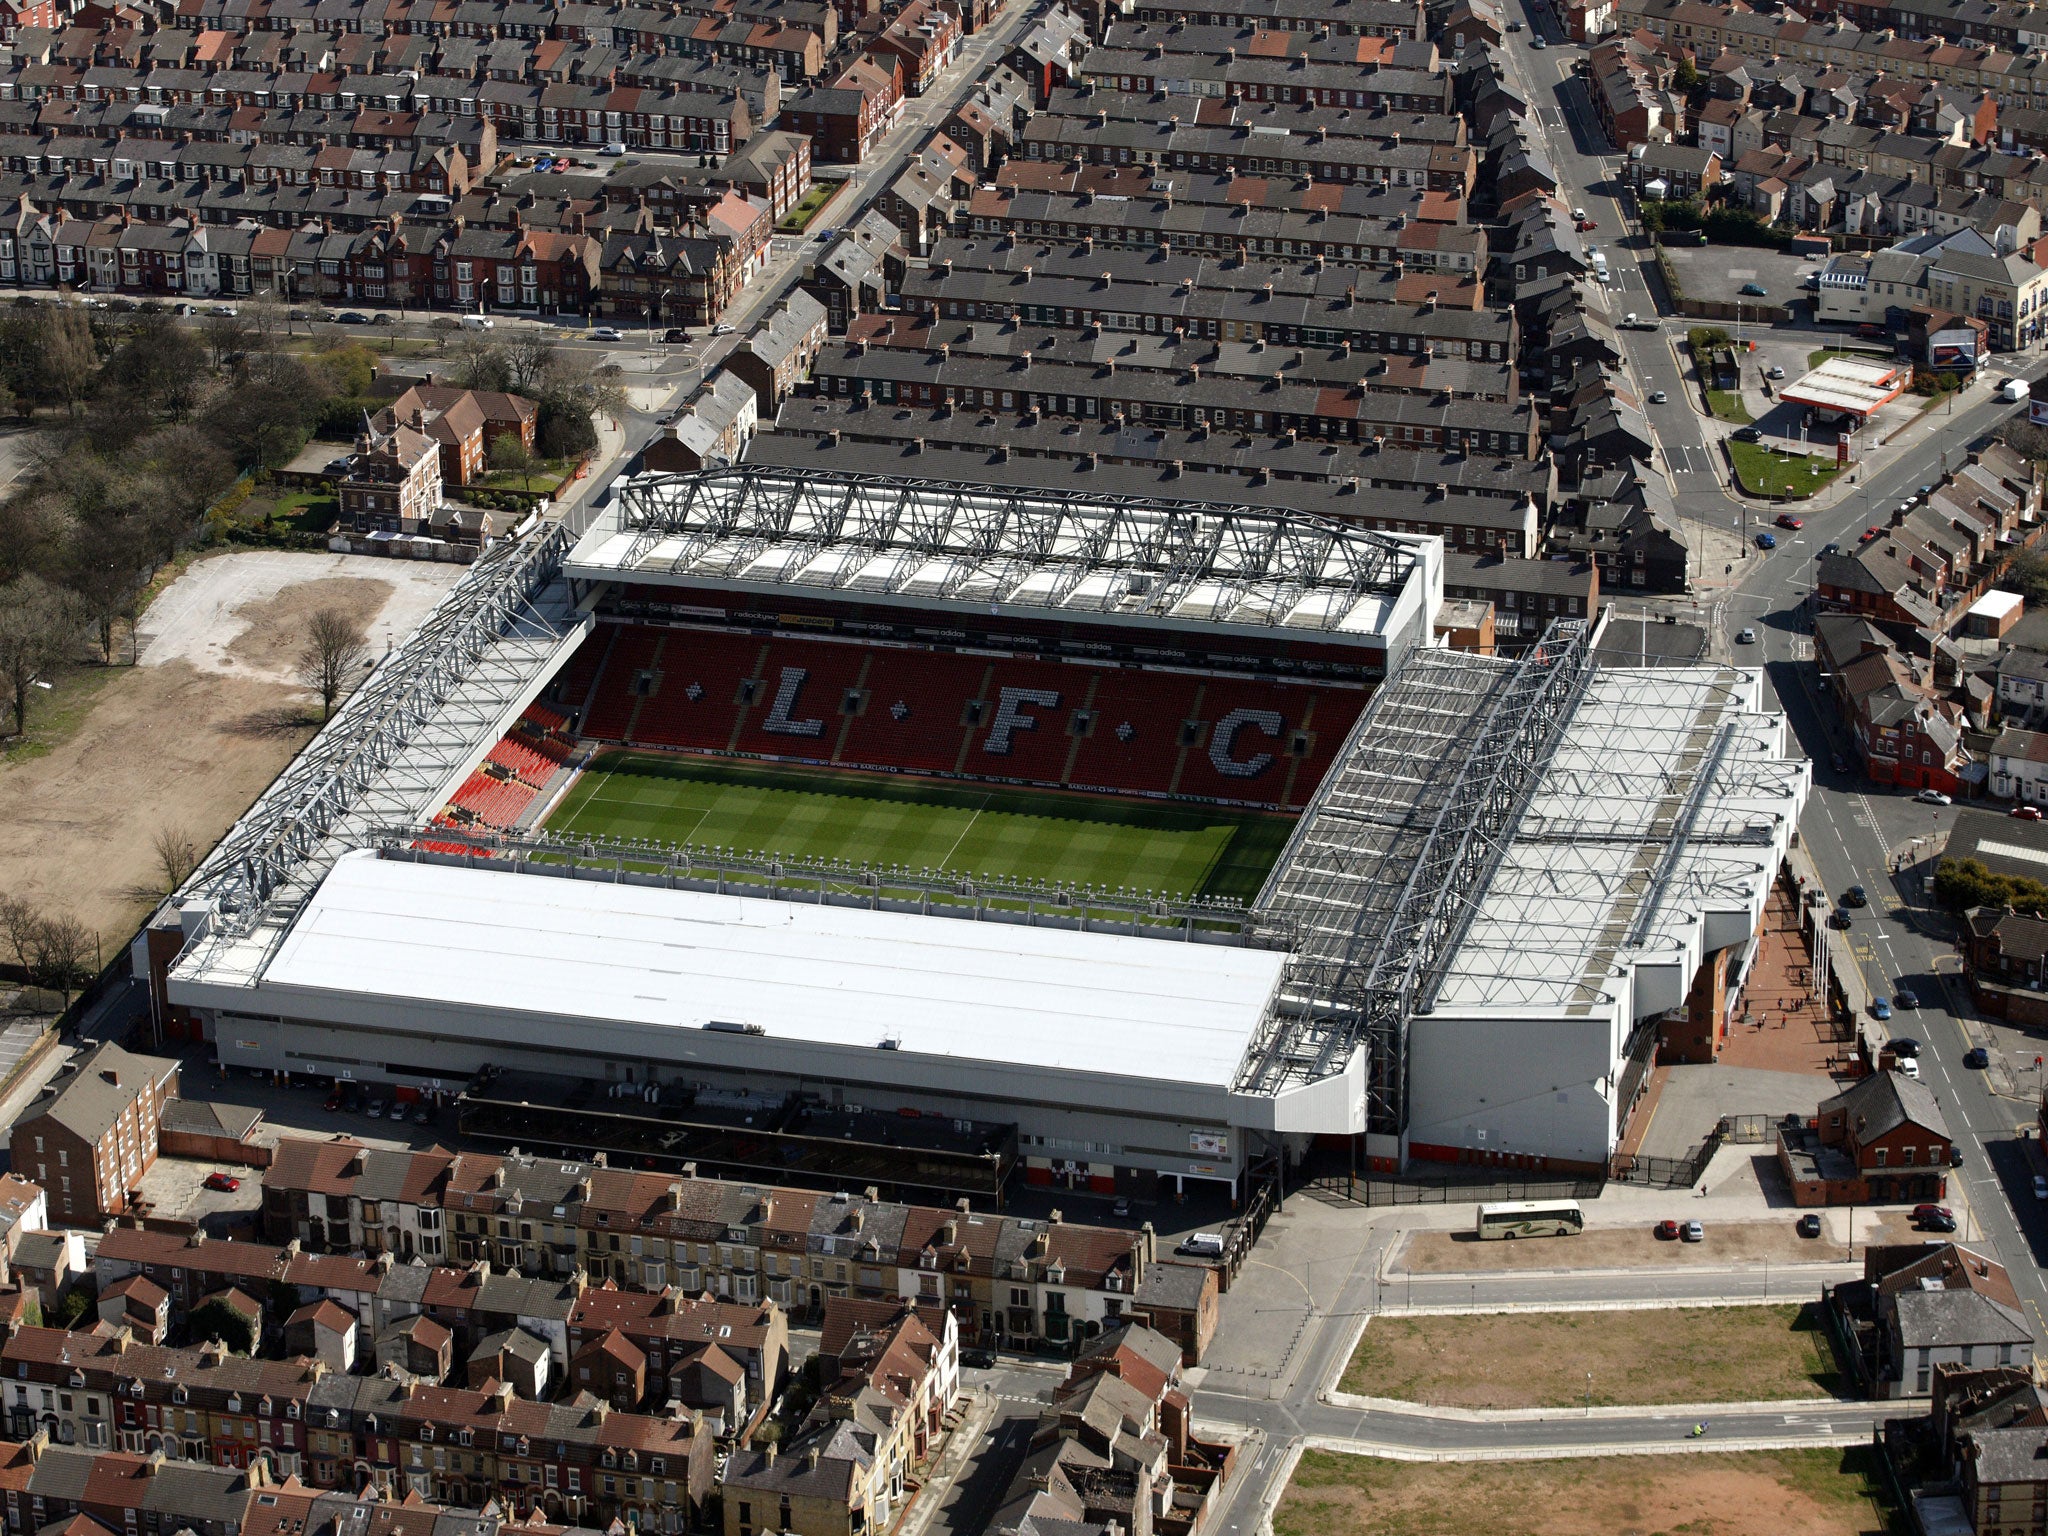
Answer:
1340;1306;1840;1409
543;751;1293;901
1276;1446;1902;1536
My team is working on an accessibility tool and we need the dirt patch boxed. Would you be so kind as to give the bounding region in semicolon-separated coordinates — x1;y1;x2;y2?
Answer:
1276;1448;1895;1536
1340;1306;1839;1409
223;575;394;680
0;660;315;942
1398;1220;1848;1274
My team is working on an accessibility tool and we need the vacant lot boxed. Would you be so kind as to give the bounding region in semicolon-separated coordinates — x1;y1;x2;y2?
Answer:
1275;1447;1898;1536
1399;1220;1846;1273
1340;1306;1838;1408
0;551;461;941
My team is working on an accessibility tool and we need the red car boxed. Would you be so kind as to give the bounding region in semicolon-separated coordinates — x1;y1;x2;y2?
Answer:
1775;514;1803;529
1910;1204;1952;1224
203;1173;240;1193
2014;805;2044;821
1862;526;1883;541
1575;218;1597;231
1654;1219;1680;1240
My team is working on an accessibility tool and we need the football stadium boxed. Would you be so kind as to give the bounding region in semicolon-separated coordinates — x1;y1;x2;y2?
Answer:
147;467;1807;1201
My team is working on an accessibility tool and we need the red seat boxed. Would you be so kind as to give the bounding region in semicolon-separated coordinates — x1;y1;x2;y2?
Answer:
838;648;994;775
630;628;763;752
726;635;875;762
583;626;662;742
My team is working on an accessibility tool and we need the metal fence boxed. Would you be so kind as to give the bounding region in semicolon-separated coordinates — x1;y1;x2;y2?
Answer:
1311;1169;1606;1207
1610;1130;1721;1190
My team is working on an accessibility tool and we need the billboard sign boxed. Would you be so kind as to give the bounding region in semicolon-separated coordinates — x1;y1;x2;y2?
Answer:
2032;396;2048;427
1929;327;1981;370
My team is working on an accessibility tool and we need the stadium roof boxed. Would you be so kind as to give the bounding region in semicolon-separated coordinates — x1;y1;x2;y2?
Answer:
568;466;1437;645
240;850;1289;1092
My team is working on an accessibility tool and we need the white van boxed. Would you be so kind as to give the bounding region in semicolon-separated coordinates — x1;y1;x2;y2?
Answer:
1176;1232;1225;1258
600;140;628;155
460;313;495;331
2001;377;2028;402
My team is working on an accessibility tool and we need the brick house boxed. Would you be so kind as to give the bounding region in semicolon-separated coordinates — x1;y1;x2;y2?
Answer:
339;410;444;534
727;290;829;417
1781;1071;1953;1207
7;1044;178;1227
1963;906;2048;1026
784;56;904;163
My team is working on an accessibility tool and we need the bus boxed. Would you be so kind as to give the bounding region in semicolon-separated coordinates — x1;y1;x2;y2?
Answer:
1475;1200;1585;1240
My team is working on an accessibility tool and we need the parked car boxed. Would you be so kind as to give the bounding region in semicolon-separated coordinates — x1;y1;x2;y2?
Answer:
1911;1204;1952;1224
1797;1214;1822;1238
1755;532;1777;549
1111;1196;1131;1217
1776;514;1803;529
389;1103;410;1119
1829;908;1853;930
1830;752;1847;773
1870;998;1892;1021
2035;1174;2048;1200
371;313;394;325
1842;885;1868;907
1965;1047;1990;1068
662;328;691;343
1918;1210;1957;1233
1951;1145;1966;1166
1766;364;1786;379
1861;525;1883;541
1898;1056;1920;1079
960;1348;999;1369
325;457;352;475
2014;805;2044;820
411;1106;432;1125
1739;282;1768;296
1733;426;1763;443
1889;1036;1921;1056
203;1172;240;1192
1681;1220;1704;1242
1915;789;1952;805
336;311;370;324
712;323;736;336
323;1091;342;1112
365;1097;386;1117
1654;1219;1681;1240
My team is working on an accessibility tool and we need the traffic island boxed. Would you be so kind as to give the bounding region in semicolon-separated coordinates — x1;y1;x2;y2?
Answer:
1274;1446;1899;1536
1726;438;1844;500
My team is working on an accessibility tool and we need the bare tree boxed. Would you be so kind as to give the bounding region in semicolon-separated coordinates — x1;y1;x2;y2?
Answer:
0;894;38;975
296;607;370;722
26;913;93;1008
487;433;541;490
0;574;79;738
152;825;200;893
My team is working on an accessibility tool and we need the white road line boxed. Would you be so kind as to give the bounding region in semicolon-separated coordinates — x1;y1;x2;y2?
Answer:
935;795;993;868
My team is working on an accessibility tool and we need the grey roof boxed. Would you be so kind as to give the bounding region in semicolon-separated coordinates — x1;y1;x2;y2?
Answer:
1895;1287;2031;1351
13;1232;70;1271
1822;1068;1951;1145
1131;1262;1210;1310
158;1099;263;1140
473;1326;551;1365
24;1042;178;1145
1966;1425;2048;1487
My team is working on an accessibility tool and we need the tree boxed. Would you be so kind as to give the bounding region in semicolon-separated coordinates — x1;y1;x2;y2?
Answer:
2007;549;2048;607
296;607;370;721
1672;56;1699;91
25;913;92;1007
103;313;208;420
153;825;200;893
64;511;148;662
27;308;98;416
202;354;332;471
0;894;38;975
487;432;541;489
185;1298;256;1355
0;574;78;738
202;311;254;373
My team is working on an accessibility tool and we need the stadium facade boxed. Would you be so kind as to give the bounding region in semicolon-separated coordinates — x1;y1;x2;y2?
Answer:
148;469;1806;1198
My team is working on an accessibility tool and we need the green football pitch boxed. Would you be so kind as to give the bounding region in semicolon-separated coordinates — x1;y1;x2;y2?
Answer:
541;752;1294;903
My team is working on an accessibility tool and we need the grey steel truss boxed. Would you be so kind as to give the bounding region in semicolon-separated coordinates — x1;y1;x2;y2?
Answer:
611;467;1415;632
1237;620;1597;1133
176;525;583;955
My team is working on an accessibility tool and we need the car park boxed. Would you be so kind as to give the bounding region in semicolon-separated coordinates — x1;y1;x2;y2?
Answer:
1916;789;1952;805
1681;1220;1703;1242
1755;532;1777;549
1797;1214;1822;1238
1842;885;1867;907
1870;998;1892;1021
1965;1047;1990;1068
203;1172;240;1192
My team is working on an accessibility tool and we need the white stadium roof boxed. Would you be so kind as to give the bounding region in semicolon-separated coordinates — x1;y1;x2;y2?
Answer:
253;850;1289;1091
568;466;1437;642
